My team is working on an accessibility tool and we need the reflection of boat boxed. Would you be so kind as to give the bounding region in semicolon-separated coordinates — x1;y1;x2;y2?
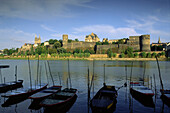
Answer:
130;82;154;99
1;84;48;99
0;80;23;93
40;88;77;112
90;84;117;113
1;95;27;107
160;90;170;107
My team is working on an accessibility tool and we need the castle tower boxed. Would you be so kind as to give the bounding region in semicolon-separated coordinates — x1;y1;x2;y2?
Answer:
34;34;41;44
63;34;68;48
140;35;150;51
158;37;161;43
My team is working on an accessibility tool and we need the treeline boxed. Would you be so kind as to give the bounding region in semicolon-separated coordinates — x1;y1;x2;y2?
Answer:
107;47;165;58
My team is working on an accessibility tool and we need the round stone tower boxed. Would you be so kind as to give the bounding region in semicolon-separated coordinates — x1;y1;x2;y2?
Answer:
140;35;150;51
63;34;68;47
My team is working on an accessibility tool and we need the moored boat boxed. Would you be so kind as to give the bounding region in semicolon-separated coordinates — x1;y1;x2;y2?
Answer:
29;85;62;100
40;88;77;112
90;84;117;113
130;82;154;99
0;80;23;93
160;89;170;107
1;84;48;99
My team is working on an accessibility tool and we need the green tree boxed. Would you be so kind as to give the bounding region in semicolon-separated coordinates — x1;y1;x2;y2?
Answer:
48;48;57;55
147;52;151;58
35;45;43;55
57;48;66;54
102;40;109;45
152;52;157;58
96;42;102;45
68;39;72;43
120;53;125;58
126;47;133;58
41;53;45;58
134;53;139;58
113;53;117;57
75;39;79;42
3;49;9;55
73;48;83;54
74;53;78;57
141;52;147;58
54;42;61;49
161;51;165;56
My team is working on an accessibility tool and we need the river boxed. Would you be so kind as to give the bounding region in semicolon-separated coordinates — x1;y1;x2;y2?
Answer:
0;60;170;113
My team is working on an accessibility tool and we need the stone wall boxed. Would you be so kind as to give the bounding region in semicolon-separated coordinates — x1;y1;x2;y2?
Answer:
63;41;96;52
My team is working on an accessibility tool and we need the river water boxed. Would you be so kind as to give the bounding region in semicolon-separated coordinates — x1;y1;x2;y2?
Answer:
0;60;169;113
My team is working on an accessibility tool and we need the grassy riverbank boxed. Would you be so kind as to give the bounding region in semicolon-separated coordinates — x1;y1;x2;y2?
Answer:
0;57;168;61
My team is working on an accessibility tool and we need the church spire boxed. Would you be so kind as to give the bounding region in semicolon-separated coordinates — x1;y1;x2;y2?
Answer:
158;36;161;43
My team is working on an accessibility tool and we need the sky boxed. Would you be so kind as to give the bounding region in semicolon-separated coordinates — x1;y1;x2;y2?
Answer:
0;0;170;50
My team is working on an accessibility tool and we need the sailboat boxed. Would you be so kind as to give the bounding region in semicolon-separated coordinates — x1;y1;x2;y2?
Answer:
130;62;154;99
90;64;117;113
0;65;23;93
40;59;77;112
1;57;48;99
156;56;170;107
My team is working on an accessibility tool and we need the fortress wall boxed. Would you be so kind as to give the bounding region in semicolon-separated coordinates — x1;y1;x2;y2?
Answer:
140;35;151;51
64;42;96;51
96;45;119;54
127;36;140;51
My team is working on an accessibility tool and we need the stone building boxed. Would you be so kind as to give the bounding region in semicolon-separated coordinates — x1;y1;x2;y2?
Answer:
34;34;41;47
62;34;151;53
102;38;108;42
85;33;100;42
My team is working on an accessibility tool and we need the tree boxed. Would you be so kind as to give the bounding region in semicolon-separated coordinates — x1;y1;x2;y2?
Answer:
134;53;139;58
102;40;109;45
84;49;90;53
48;48;57;55
120;53;125;58
126;47;133;58
96;42;102;45
3;49;9;55
30;45;34;55
49;39;58;44
57;48;66;54
141;52;146;58
54;42;61;49
75;39;79;42
73;48;83;54
35;45;43;55
152;52;157;58
68;39;72;43
147;52;151;58
113;53;117;57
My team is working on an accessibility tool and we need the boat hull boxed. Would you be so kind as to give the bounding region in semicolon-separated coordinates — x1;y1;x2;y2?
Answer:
0;80;23;93
90;85;117;113
130;88;154;99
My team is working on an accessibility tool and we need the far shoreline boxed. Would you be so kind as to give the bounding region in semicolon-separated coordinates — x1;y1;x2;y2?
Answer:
0;57;169;61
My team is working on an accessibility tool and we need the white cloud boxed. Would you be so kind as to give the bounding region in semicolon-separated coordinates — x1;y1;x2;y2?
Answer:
73;25;140;39
41;25;56;32
126;15;170;42
0;0;93;20
0;29;34;49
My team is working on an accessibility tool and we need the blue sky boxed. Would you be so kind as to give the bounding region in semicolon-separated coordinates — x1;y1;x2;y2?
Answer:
0;0;170;49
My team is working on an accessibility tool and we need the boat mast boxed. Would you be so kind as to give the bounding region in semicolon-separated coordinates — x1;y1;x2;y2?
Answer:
143;62;146;85
28;56;32;90
15;65;17;81
44;62;49;85
68;59;72;88
104;64;105;84
47;61;54;86
37;55;39;85
155;56;164;90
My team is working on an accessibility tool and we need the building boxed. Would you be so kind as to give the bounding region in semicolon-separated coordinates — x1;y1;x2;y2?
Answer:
85;32;100;42
102;38;108;42
34;34;41;47
44;41;49;46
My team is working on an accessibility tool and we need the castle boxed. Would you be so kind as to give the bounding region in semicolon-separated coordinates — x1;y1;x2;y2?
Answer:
19;34;41;52
85;33;100;42
63;33;151;53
